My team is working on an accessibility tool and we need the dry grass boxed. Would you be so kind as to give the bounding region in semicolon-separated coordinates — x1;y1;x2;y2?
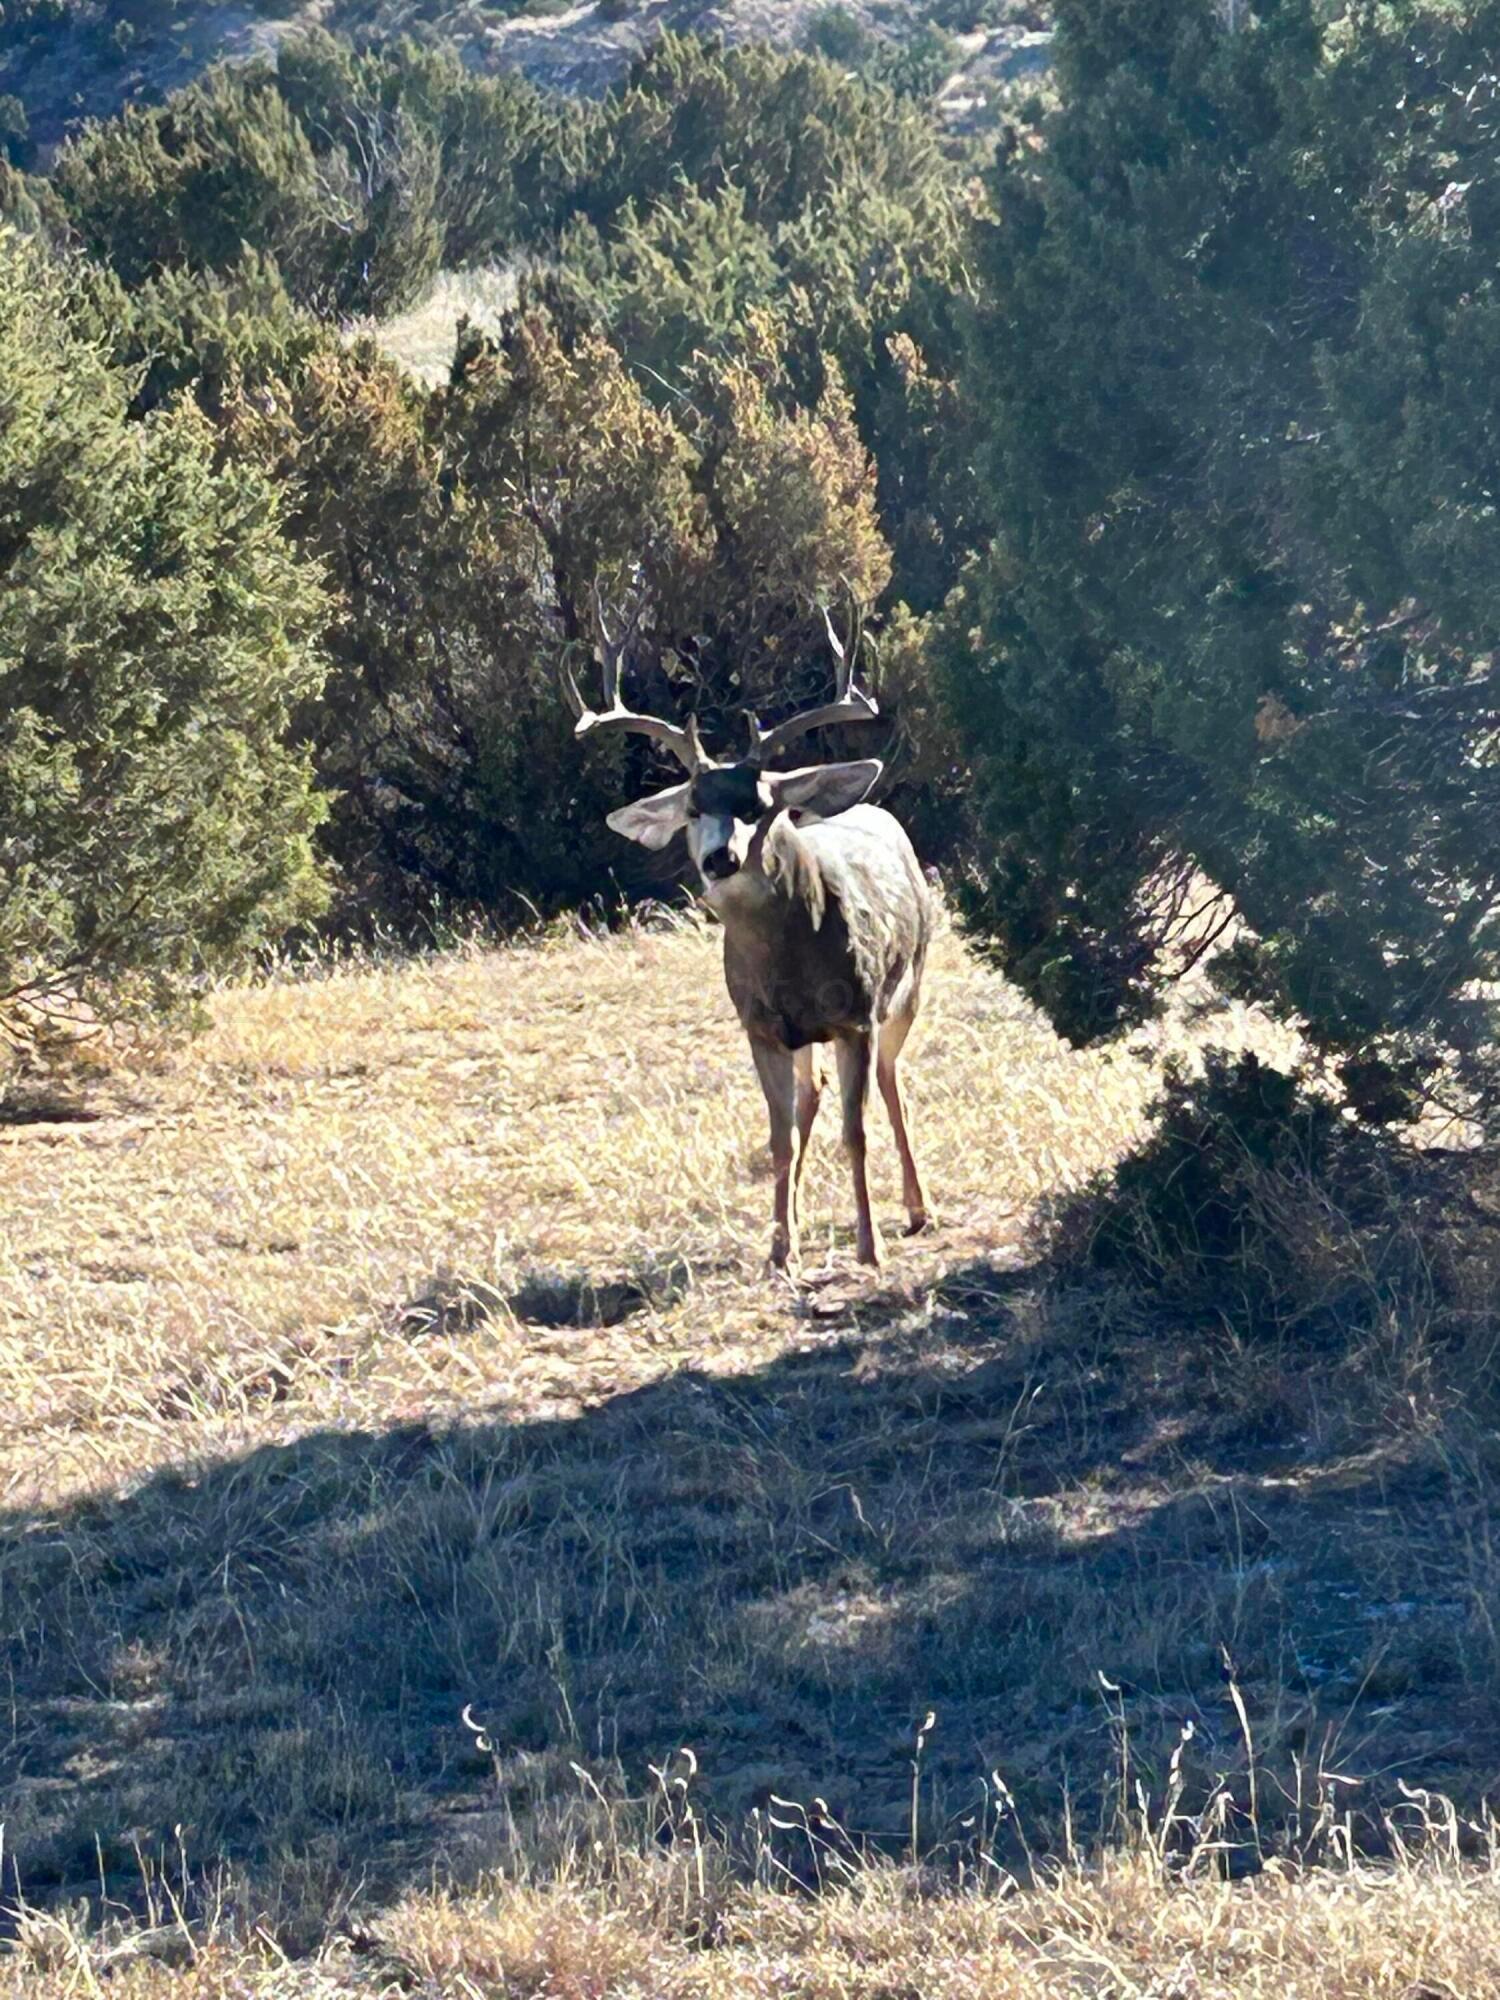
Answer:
0;908;1292;1503
9;1848;1500;1997
3;905;1498;1996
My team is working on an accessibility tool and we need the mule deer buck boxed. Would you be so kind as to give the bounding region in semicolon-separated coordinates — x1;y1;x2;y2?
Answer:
566;597;932;1272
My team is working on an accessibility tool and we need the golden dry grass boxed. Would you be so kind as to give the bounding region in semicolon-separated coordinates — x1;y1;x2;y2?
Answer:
9;1848;1500;1997
3;907;1498;1996
0;909;1295;1507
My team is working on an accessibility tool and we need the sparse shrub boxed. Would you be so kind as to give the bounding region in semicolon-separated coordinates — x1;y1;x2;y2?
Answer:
576;33;949;236
806;5;875;69
67;250;334;424
273;31;571;295
51;67;347;300
878;21;961;98
0;89;27;162
555;181;781;386
1052;1052;1451;1349
807;7;958;98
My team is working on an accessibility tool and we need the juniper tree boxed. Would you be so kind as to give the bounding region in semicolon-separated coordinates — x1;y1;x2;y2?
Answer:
941;0;1500;1122
0;231;329;1036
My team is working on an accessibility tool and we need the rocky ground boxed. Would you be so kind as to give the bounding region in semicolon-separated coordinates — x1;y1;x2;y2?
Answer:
4;0;1050;162
475;0;1053;115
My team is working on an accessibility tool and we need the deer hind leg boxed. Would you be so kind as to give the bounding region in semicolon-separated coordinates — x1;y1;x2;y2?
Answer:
877;1009;930;1236
835;1030;884;1269
752;1040;800;1273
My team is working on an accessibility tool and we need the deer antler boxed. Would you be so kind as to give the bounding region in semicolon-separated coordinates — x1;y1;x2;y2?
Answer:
743;600;880;764
562;585;705;773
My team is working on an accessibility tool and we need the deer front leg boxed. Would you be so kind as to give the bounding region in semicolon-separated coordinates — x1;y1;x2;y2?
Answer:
835;1031;884;1268
751;1040;800;1273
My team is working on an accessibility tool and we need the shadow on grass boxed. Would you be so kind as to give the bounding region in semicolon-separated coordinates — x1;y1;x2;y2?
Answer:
399;1259;701;1339
0;1092;101;1126
2;1244;1498;1946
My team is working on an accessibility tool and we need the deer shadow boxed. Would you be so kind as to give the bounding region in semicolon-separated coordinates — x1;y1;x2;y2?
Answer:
398;1257;698;1339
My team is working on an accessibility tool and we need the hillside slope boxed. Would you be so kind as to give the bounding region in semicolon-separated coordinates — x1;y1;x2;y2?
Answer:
0;1;326;157
469;0;1051;105
4;913;1499;1992
1;0;1049;162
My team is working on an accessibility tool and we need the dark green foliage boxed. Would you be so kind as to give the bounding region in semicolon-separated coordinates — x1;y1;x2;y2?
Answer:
805;5;873;67
272;32;571;274
555;184;782;383
574;32;950;235
31;15;978;941
1074;1055;1352;1289
940;0;1500;1119
49;27;982;610
52;68;349;301
0;91;28;162
0;155;49;231
806;9;960;99
0;233;330;1028
109;253;331;418
880;20;962;97
19;19;984;963
49;31;569;315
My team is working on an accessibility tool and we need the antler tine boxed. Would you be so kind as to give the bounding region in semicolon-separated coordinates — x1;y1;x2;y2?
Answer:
822;601;847;675
590;579;621;709
749;600;880;764
563;588;705;773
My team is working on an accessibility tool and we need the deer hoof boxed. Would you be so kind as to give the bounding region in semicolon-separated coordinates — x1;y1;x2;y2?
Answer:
856;1232;886;1270
903;1211;934;1237
766;1234;800;1278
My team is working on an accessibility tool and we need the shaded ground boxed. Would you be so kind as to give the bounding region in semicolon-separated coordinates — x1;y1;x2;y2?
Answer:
5;1239;1497;1943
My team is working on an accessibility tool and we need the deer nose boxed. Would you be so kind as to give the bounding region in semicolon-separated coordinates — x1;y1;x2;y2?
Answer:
703;847;739;881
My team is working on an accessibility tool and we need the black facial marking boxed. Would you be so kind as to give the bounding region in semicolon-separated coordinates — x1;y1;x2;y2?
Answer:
689;763;768;821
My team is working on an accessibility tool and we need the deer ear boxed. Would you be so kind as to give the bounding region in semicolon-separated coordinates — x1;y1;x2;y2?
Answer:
606;781;693;851
768;759;882;821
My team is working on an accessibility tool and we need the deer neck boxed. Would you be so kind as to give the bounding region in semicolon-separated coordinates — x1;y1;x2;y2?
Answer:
705;812;826;937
